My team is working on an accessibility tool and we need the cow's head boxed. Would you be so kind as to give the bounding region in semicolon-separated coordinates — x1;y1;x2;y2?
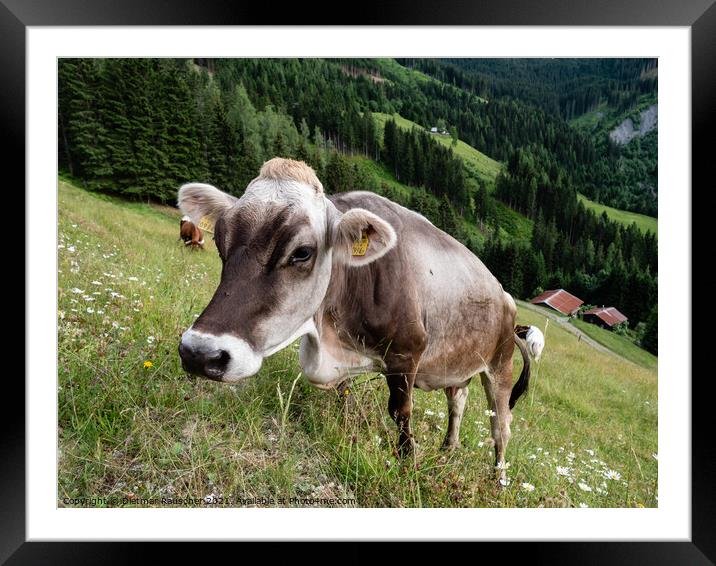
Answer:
177;158;397;383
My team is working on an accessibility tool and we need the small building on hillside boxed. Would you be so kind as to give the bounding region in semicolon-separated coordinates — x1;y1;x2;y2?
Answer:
430;127;438;133
582;306;628;329
530;289;584;316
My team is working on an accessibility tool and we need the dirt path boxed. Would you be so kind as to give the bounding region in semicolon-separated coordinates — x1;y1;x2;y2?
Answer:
516;300;637;366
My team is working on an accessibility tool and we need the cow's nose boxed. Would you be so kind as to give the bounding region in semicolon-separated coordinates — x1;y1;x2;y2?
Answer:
179;342;230;381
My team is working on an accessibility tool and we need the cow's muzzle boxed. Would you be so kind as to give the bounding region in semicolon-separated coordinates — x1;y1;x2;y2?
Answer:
179;327;263;382
179;342;230;381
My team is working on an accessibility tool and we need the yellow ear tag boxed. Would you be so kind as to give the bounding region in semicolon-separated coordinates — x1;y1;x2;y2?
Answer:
351;230;370;257
198;216;215;234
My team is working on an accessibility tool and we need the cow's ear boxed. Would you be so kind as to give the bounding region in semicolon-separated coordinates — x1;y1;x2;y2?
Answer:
178;183;237;224
332;208;397;266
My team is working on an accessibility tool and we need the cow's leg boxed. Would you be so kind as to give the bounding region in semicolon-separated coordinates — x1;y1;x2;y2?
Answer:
480;365;513;486
382;311;426;460
386;370;416;457
441;384;469;450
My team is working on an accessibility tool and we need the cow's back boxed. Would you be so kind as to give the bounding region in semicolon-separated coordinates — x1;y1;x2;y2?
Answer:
329;192;512;389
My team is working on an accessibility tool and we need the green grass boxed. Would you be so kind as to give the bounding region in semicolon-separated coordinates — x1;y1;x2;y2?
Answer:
58;178;657;508
569;94;658;134
578;193;658;236
569;101;610;132
571;319;658;371
374;59;490;104
374;58;433;85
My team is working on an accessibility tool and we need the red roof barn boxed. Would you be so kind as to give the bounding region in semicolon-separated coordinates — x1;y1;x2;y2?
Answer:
530;289;584;316
582;307;628;329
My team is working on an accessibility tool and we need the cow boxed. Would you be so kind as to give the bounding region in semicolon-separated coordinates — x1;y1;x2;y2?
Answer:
514;324;545;361
177;158;531;483
179;215;204;250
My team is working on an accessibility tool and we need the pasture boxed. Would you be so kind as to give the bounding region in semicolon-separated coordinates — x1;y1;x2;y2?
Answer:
570;318;658;371
577;193;658;236
57;179;658;508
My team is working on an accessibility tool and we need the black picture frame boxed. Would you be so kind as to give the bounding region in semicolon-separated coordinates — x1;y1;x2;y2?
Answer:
8;0;711;562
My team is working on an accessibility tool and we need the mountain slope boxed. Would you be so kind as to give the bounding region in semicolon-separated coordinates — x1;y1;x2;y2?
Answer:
577;193;657;236
373;112;501;184
372;112;532;245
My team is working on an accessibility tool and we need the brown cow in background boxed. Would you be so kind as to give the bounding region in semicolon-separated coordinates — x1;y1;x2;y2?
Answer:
179;216;204;250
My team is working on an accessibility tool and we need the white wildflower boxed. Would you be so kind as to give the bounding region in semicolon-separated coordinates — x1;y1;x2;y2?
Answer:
556;466;572;477
578;482;592;492
521;482;535;492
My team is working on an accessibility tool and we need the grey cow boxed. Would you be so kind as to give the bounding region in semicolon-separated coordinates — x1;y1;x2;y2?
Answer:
177;158;531;483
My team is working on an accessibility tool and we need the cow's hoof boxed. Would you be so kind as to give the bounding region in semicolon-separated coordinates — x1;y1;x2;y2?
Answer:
497;471;509;489
440;441;460;451
397;451;420;471
395;437;416;460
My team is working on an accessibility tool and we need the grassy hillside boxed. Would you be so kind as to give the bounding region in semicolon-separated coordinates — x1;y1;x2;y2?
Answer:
568;94;658;135
373;112;502;184
58;179;657;508
372;112;532;245
577;193;658;236
571;319;658;371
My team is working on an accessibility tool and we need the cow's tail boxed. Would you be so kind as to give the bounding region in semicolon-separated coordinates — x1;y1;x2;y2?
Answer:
509;333;531;409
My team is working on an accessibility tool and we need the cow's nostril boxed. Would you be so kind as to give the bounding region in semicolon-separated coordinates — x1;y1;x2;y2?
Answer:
204;349;230;378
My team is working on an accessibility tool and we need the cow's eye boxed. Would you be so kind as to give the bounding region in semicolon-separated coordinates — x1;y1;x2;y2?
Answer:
289;246;313;264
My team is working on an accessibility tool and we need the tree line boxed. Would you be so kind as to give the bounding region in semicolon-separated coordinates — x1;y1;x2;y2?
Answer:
397;58;658;217
402;58;657;121
488;145;657;341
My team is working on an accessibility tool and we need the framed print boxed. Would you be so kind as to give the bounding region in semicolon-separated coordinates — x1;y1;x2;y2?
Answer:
8;0;712;561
